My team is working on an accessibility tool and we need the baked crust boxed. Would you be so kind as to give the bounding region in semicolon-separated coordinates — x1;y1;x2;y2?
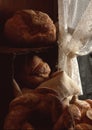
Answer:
4;91;62;130
4;10;56;47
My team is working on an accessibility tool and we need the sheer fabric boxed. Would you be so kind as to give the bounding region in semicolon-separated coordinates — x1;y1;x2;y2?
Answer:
58;0;92;95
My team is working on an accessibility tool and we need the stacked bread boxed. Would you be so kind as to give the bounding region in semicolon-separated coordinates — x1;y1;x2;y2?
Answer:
3;9;92;130
54;95;92;130
4;70;92;130
4;74;92;130
4;87;62;130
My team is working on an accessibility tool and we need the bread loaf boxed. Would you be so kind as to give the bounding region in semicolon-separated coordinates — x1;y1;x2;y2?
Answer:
70;96;91;110
4;9;56;47
4;90;62;130
74;123;92;130
53;107;75;130
17;55;51;89
70;96;92;125
70;96;91;119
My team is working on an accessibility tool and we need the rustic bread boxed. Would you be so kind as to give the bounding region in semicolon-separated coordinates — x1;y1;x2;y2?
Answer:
4;9;56;47
4;91;62;130
74;123;92;130
17;55;51;89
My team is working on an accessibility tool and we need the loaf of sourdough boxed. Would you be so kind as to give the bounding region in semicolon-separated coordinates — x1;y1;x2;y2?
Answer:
4;90;63;130
4;9;56;47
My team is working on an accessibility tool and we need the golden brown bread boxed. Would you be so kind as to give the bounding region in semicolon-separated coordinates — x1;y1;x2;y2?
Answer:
53;106;75;130
81;108;92;125
53;102;91;130
4;70;92;130
4;9;56;47
17;55;51;89
86;108;92;121
4;105;31;130
70;96;91;110
70;96;92;125
4;87;92;130
69;104;81;124
4;90;62;130
74;123;92;130
86;99;92;108
70;96;91;119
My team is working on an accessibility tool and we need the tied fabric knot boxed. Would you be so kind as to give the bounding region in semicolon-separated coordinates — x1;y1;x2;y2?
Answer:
58;0;92;95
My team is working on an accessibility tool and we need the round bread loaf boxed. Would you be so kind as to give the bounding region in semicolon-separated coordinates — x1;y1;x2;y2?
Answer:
4;91;62;130
4;9;56;47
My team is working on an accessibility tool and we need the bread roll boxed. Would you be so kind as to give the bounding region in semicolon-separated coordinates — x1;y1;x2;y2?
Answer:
70;96;91;110
86;99;92;108
86;108;92;121
70;96;92;125
74;123;92;130
17;55;51;89
69;104;81;124
81;108;92;125
4;91;62;130
4;9;56;47
53;107;75;130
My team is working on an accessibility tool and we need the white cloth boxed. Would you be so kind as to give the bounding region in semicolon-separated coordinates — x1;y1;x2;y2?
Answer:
68;0;90;29
58;0;92;95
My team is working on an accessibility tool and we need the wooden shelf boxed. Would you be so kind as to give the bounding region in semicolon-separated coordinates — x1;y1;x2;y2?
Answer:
0;44;58;55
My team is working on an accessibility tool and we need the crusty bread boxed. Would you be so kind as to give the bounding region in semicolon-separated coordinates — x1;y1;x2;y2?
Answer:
17;55;51;89
4;9;56;47
53;106;75;130
86;99;92;108
4;91;62;130
74;123;92;130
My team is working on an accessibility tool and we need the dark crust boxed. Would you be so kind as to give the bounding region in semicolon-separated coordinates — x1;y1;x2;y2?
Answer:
4;9;56;46
4;92;62;130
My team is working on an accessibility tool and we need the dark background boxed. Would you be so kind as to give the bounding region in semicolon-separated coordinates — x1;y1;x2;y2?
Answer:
0;0;58;129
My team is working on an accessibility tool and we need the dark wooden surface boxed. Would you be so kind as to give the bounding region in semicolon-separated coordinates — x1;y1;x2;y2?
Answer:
0;54;14;129
0;45;57;55
0;0;58;22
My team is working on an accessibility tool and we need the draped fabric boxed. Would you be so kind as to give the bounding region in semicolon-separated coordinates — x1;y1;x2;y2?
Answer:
58;0;92;95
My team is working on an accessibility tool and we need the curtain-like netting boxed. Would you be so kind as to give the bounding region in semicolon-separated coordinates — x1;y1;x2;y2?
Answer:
58;0;92;95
